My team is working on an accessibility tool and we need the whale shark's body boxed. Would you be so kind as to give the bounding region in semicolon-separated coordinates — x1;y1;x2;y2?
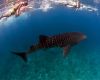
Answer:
12;32;86;62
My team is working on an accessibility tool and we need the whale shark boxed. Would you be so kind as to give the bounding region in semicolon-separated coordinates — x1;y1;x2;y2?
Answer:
12;32;86;62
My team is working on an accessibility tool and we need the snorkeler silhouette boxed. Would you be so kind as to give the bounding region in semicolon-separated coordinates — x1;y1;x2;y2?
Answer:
11;32;86;62
76;0;80;8
0;0;28;20
65;0;80;8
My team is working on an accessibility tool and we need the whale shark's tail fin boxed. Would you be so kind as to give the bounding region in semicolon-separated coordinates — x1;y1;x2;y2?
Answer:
11;52;28;62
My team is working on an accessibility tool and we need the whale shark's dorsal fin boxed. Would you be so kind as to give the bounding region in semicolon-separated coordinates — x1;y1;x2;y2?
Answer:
39;35;49;43
11;52;28;62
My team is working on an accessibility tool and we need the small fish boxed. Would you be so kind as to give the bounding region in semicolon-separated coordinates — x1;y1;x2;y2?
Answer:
11;32;86;62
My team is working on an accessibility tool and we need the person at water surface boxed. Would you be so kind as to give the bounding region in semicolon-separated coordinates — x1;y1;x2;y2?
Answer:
0;0;28;20
64;0;81;8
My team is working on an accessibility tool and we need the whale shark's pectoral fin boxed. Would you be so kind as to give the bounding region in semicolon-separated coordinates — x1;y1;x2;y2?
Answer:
63;45;71;57
11;51;28;62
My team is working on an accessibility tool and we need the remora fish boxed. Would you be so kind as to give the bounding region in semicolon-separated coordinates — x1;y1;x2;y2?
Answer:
12;32;86;62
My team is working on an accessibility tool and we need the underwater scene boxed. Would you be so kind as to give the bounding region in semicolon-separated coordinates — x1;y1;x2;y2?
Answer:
0;0;100;80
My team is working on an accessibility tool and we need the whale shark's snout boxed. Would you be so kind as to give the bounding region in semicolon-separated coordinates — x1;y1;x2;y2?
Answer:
83;35;87;39
80;34;87;41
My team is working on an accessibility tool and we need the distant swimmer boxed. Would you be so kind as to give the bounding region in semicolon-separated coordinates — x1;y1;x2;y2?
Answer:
0;0;28;20
65;0;80;8
76;0;80;8
11;32;87;62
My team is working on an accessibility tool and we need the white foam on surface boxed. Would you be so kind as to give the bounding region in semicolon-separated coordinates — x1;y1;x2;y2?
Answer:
0;0;99;23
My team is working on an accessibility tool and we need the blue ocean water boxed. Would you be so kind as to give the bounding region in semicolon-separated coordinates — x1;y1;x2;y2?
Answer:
0;2;100;80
